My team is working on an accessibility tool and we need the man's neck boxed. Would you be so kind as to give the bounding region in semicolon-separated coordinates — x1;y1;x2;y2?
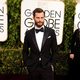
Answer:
35;25;44;29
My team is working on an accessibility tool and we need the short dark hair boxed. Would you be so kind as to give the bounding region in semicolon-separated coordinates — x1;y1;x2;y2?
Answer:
33;8;45;17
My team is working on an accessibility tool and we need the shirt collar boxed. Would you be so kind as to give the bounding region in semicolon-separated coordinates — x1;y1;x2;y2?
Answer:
35;25;44;29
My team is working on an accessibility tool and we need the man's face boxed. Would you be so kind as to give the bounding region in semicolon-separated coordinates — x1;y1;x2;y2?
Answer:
33;12;45;28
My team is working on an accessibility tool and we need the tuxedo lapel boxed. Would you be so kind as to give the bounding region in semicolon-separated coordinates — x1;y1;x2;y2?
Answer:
30;28;39;51
41;27;49;50
30;27;49;52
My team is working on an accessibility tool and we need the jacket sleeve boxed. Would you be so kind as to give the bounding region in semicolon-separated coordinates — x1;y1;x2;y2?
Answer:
22;31;30;67
70;31;76;54
51;29;58;64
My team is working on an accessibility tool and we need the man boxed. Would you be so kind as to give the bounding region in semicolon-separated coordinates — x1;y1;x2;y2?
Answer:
22;8;57;80
69;27;80;80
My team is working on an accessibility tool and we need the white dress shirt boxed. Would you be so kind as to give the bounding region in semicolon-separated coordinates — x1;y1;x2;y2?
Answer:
35;26;44;51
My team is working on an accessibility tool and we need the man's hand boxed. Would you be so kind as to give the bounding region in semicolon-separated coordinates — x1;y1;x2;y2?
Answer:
70;54;74;59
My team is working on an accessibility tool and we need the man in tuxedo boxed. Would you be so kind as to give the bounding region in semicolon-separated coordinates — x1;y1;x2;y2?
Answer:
69;27;80;80
22;8;57;80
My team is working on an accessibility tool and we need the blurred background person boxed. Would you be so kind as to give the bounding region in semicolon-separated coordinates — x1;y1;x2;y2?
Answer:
69;26;80;80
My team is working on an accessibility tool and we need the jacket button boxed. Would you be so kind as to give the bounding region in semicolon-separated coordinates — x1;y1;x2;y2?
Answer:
39;57;41;61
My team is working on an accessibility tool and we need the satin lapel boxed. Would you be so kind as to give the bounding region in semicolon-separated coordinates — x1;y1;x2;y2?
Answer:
41;27;49;50
30;28;39;51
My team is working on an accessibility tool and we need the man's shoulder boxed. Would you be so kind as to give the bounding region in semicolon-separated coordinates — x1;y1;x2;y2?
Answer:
25;27;34;33
45;27;55;32
74;29;79;34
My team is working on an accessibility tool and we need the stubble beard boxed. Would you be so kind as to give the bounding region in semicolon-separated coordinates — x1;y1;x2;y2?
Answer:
35;21;44;28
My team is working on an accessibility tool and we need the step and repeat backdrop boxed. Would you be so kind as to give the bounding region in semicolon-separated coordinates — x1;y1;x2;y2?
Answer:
0;0;7;42
0;0;80;45
21;0;64;45
74;3;80;31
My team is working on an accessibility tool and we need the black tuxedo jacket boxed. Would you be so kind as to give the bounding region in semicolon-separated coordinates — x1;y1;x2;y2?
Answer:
71;29;80;53
22;27;57;70
71;29;80;59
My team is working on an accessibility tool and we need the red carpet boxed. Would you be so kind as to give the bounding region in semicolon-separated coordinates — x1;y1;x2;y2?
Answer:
0;74;67;80
0;74;28;80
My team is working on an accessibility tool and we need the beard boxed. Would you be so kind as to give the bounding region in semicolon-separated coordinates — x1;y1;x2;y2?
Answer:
35;21;44;27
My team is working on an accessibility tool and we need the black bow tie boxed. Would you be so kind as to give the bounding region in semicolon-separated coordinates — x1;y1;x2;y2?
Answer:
35;28;44;33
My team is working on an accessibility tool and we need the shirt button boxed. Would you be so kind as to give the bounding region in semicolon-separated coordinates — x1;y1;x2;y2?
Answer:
39;57;41;61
